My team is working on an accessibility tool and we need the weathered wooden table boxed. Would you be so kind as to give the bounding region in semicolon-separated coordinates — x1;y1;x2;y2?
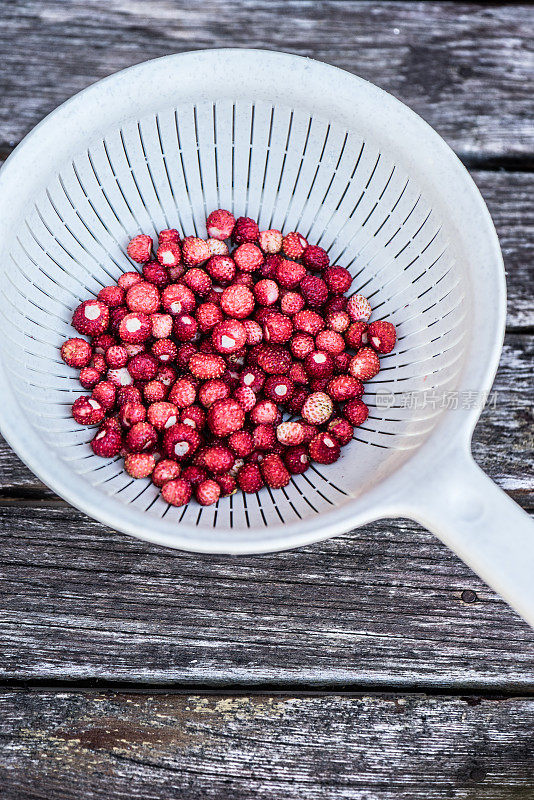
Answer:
0;2;533;797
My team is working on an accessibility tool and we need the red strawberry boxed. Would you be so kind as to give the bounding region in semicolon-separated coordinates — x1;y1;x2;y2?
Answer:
202;444;235;474
152;459;181;488
284;445;310;475
127;234;152;263
211;319;247;354
302;245;329;271
232;216;259;245
255;345;292;375
207;398;245;437
196;302;224;332
275;259;306;289
126;422;158;453
206;209;236;240
239;365;266;393
233;243;264;272
148;401;179;430
327;375;363;402
79;367;101;389
349;348;380;380
367;320;397;354
188;352;226;379
258;229;283;253
143;260;170;288
116;385;142;406
260;253;283;278
243;319;263;345
156;241;181;268
324;265;353;294
61;338;92;368
300;275;328;308
72;300;110;337
326;310;350;333
72;396;105;425
91;380;116;410
151;338;178;364
91;423;122;457
173;314;198;342
304;350;334;380
282;231;308;259
161;283;196;315
179;405;206;431
263;375;295;403
119;402;147;429
206;255;236;284
280;291;305;316
233;385;257;412
345;321;368;350
118;272;143;291
293;309;324;336
161;478;192;507
263;312;293;344
124;452;156;479
288;362;308;384
308;432;341;464
220;285;255;319
216;473;237;497
168;377;197;408
126;282;160;314
98;285;125;307
249;399;279;425
106;345;129;368
127;352;158;381
118;312;152;343
159;228;181;244
181;465;207;487
198;379;230;408
196;479;221;506
315;329;345;356
162;423;201;461
228;430;255;457
253;424;276;451
254;279;279;306
327;417;354;445
343;399;369;426
261;453;290;488
290;332;315;360
181;236;210;267
237;463;264;493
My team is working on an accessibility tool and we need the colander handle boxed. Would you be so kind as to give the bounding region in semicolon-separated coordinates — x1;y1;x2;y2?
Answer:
403;445;534;630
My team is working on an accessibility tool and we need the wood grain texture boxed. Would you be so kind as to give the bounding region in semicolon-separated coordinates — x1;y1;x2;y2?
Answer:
1;332;532;495
1;2;533;160
0;691;533;799
1;498;533;686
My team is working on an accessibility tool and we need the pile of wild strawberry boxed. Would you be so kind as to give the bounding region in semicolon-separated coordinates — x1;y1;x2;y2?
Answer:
61;210;396;508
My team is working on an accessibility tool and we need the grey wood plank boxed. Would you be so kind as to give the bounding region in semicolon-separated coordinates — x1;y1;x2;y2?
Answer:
0;2;532;159
1;332;532;494
0;691;533;799
0;499;533;686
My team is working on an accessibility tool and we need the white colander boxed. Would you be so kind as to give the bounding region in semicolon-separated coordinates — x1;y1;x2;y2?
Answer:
0;50;532;625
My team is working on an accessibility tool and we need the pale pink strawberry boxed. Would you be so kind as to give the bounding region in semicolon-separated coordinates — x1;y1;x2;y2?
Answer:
348;348;380;381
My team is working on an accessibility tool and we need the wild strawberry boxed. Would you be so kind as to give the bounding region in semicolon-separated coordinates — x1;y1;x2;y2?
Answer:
152;459;181;487
216;473;237;497
118;401;145;430
233;243;264;272
302;245;329;271
161;283;196;315
302;391;334;425
118;312;152;343
328;417;354;445
72;300;110;337
126;421;157;453
168;377;197;408
308;432;340;464
162;423;200;460
127;234;152;263
207;398;245;437
345;321;368;350
263;375;295;403
151;339;178;364
179;405;205;431
148;401;179;430
181;465;207;487
254;279;279;306
206;238;229;257
237;463;264;493
161;478;192;507
156;241;182;268
127;353;157;381
288;362;307;384
249;399;280;425
277;421;306;447
258;229;283;253
198;379;230;408
72;396;105;425
61;338;93;368
90;353;107;373
116;385;142;406
325;296;348;315
293;309;324;336
209;320;246;356
349;348;380;380
173;314;198;342
196;479;221;506
118;272;143;291
242;319;263;345
228;430;254;457
126;282;160;315
232;216;259;245
304;350;334;379
183;267;211;296
203;445;235;474
311;378;330;392
92;380;116;409
284;445;310;475
206;255;236;284
168;264;186;281
275;259;306;289
327;375;363;402
280;291;305;316
206;208;236;240
79;367;101;389
253;424;276;451
233;385;256;412
175;343;197;370
261;312;292;344
106;345;128;368
187;352;225;380
143;261;170;289
181;236;210;267
259;253;282;278
220;284;255;319
315;330;345;356
98;285;125;307
367;320;396;354
347;294;372;322
326;310;350;333
124;452;156;479
261;453;290;488
159;228;181;244
344;399;369;426
239;365;266;393
324;265;353;294
91;423;122;457
300;275;328;307
290;332;315;360
93;334;117;354
255;345;292;375
109;306;129;335
282;231;308;259
196;302;223;332
334;352;351;374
